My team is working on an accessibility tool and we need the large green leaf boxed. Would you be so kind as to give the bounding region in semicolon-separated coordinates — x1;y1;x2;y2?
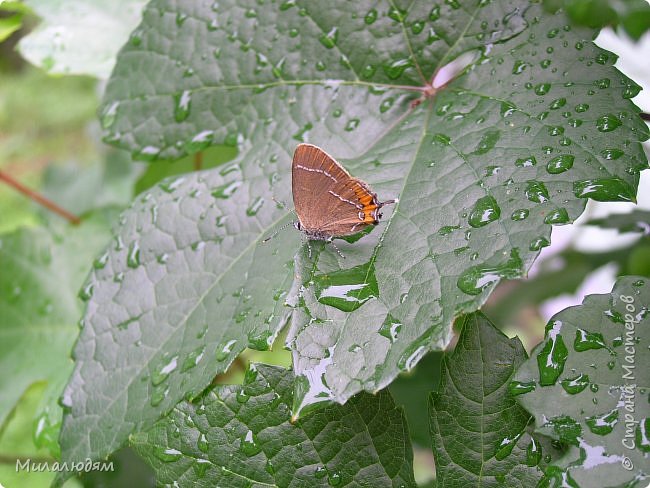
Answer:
0;212;114;455
131;364;416;487
18;0;146;78
429;313;564;487
62;0;648;466
512;276;649;486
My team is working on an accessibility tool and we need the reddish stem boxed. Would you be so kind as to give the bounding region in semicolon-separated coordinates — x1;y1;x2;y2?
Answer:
193;151;203;171
0;170;81;225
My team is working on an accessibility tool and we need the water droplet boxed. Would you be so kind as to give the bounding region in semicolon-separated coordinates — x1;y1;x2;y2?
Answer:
378;315;402;343
127;241;141;268
525;180;549;203
247;330;273;350
173;90;192;122
246;197;264;216
473;130;500;154
457;249;523;295
534;83;550;95
508;380;536;396
314;262;378;312
181;347;204;372
549;98;566;109
215;339;237;361
319;27;338;49
526;437;542;466
495;432;524;460
600;148;624;160
328;471;343;486
575;103;589;113
154;447;182;463
345;118;360;131
433;133;451;145
397;343;426;371
511;209;529;221
515;156;537;167
388;6;406;22
93;252;109;270
364;9;377;24
150;385;169;407
529;236;550;251
411;20;425;34
586;408;618;435
573;178;634;202
100;101;119;129
152;354;178;386
160;176;185;193
512;60;528;74
595;52;609;64
240;430;262;456
560;374;589;394
379;97;394;113
546;154;575;175
429;6;441;20
596;113;622;132
211;181;242;199
184;132;214;156
468;195;501;228
544;207;570;225
536;320;568;386
134;146;161;161
574;328;606;351
383;58;412;79
193;459;210;478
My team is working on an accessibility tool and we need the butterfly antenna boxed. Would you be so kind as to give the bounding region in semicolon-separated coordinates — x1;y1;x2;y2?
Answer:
262;221;295;243
379;197;399;207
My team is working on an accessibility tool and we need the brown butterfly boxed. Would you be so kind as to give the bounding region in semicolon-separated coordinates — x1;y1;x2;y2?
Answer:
262;144;398;257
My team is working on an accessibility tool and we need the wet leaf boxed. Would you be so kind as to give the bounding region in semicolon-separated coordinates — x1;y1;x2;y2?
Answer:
543;0;650;40
64;0;648;466
18;0;147;78
586;209;650;235
513;276;649;486
429;313;564;486
131;364;416;487
0;212;114;455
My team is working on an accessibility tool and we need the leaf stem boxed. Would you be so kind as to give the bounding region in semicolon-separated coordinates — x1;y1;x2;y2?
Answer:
193;151;203;171
0;170;81;225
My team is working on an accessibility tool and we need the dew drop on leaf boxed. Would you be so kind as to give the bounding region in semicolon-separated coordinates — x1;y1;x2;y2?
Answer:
529;236;550;251
127;241;141;268
596;114;622;132
457;249;523;295
240;430;262;456
314;262;378;312
468;195;501;228
559;374;589;394
536;320;568;386
573;178;634;202
154;447;181;463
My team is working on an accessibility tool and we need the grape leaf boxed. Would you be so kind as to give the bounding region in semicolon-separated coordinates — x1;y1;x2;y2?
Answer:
586;209;650;235
512;275;649;486
131;364;416;487
0;212;114;455
61;0;648;468
429;313;564;487
18;0;146;78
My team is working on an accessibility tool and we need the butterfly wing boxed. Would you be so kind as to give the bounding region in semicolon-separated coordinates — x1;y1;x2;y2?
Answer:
292;144;355;233
292;144;385;237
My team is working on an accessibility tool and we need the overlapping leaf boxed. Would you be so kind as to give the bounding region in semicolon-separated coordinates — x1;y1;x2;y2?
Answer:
0;212;114;454
18;0;146;78
61;0;648;467
131;364;416;487
429;313;564;487
513;276;649;486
